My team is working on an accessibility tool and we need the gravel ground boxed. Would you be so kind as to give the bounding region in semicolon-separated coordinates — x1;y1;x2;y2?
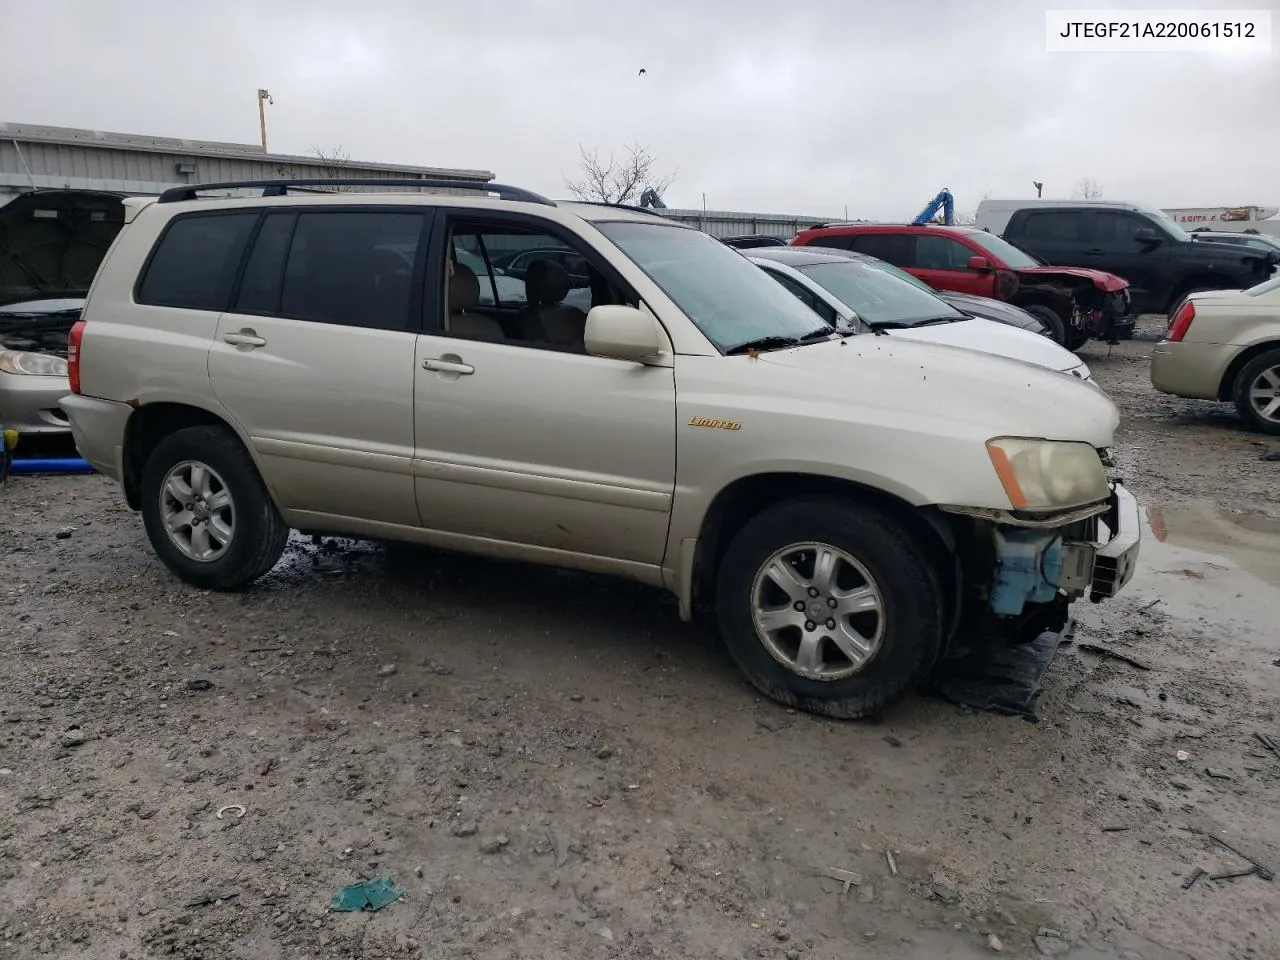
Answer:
2;322;1278;960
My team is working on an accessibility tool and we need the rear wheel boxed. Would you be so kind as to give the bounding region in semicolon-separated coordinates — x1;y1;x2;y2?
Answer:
1233;348;1280;436
1022;304;1066;346
140;425;289;589
1062;327;1091;351
714;497;945;719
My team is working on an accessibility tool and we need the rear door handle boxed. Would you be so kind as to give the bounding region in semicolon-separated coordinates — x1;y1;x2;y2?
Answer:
1084;248;1105;256
223;331;267;347
422;357;475;375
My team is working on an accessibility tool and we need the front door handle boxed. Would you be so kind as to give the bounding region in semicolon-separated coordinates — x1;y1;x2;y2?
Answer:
1084;248;1105;256
224;330;267;347
422;357;475;375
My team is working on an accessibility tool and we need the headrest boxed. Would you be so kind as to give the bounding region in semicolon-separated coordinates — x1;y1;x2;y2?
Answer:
449;262;480;312
525;258;571;306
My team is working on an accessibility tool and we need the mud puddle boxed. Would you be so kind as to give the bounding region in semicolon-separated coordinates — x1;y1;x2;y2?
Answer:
1144;499;1280;589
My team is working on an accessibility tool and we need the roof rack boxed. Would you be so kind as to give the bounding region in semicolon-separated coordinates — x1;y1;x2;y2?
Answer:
156;178;555;205
559;199;670;218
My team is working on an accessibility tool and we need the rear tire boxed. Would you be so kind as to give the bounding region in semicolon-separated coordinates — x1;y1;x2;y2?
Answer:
1233;348;1280;436
714;497;945;719
140;425;289;590
1022;304;1066;346
1062;327;1090;351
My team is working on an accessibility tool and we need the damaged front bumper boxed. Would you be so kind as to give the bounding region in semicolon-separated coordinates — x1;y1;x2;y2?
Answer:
986;483;1140;616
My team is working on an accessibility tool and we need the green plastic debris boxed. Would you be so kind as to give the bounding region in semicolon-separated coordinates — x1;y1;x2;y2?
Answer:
329;877;405;912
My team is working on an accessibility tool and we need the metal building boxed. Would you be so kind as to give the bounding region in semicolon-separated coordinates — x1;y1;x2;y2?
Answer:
0;121;495;203
657;206;834;241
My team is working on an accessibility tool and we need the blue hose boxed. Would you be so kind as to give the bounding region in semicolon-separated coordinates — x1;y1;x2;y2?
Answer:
10;457;95;475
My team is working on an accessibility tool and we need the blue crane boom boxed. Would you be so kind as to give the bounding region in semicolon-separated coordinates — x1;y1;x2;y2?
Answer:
912;189;955;226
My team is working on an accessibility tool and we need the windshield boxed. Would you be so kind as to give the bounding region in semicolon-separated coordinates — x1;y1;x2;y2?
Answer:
795;261;966;327
596;221;832;352
964;231;1041;269
1140;206;1192;241
1245;274;1280;296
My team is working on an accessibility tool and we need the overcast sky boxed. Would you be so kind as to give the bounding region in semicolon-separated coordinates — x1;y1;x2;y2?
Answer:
1;0;1276;218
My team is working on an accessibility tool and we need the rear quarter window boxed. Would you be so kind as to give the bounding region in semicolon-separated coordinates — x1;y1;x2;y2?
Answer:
136;212;258;310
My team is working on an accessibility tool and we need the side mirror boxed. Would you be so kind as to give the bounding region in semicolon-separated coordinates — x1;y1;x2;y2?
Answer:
584;305;662;363
1133;228;1162;244
967;256;993;272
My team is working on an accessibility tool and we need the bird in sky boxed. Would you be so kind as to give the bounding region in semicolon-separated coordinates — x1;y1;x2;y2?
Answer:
638;67;647;76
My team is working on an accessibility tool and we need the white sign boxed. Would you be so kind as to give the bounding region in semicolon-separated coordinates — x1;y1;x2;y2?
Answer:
1164;207;1280;225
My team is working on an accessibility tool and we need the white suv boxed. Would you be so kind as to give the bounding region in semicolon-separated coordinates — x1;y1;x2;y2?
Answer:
62;178;1140;718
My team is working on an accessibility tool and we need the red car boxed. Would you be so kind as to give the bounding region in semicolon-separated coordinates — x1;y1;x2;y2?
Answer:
790;223;1132;349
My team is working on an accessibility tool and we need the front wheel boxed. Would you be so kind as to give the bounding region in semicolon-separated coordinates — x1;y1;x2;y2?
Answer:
714;497;945;719
1022;304;1067;346
140;425;289;589
1233;348;1280;436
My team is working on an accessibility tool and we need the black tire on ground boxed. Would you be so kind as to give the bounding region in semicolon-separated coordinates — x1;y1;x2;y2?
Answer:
1062;326;1091;351
140;424;289;590
1232;348;1280;436
1022;304;1067;345
714;496;946;720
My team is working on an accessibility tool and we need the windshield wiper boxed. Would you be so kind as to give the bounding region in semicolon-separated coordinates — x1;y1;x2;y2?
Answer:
726;327;834;355
911;316;966;327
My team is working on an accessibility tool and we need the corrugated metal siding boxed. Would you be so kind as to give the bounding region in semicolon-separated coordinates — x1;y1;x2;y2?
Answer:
657;207;834;240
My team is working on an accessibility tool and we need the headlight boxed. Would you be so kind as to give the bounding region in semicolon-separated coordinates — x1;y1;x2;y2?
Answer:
0;349;68;377
986;437;1109;511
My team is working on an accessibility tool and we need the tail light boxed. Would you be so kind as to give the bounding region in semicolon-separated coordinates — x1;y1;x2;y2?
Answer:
1168;301;1195;342
67;319;86;395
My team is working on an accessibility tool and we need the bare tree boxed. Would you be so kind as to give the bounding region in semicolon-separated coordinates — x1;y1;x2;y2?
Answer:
309;145;356;191
564;142;677;205
1073;177;1104;200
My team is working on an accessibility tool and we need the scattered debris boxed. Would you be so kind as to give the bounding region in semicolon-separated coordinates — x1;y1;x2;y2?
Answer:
886;850;898;876
987;932;1004;952
1176;750;1190;762
1140;598;1163;610
329;877;405;912
450;820;478;838
215;804;246;821
756;715;789;732
1181;867;1206;890
1254;732;1280;764
377;664;397;677
58;729;88;748
595;746;615;760
55;528;73;540
883;735;903;748
257;757;278;777
823;867;862;898
1034;932;1071;957
1143;798;1163;812
930;871;960;904
1077;643;1151;671
1205;833;1275;882
183;886;240;908
1209;866;1260;881
1260;451;1280;461
1102;825;1131;833
479;834;510;854
185;678;214;692
1205;767;1232;780
586;796;607;808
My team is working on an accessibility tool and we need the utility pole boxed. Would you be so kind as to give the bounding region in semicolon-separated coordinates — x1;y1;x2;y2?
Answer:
257;89;274;153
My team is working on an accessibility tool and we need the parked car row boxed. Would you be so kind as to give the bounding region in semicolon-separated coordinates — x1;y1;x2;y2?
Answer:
45;176;1139;720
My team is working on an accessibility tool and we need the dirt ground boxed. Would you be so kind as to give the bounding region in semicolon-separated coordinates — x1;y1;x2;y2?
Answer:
2;319;1278;960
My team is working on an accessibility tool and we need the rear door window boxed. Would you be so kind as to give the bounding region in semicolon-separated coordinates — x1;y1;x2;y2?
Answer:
137;212;258;310
1020;211;1084;241
845;233;913;266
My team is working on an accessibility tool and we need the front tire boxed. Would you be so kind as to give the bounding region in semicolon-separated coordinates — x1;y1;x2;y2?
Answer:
1022;304;1067;346
140;425;289;589
715;497;945;719
1233;348;1280;436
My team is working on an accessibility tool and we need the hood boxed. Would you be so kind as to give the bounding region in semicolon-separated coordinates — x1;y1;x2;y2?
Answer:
673;336;1119;512
880;316;1082;373
1015;265;1128;293
0;190;127;308
934;290;1047;335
